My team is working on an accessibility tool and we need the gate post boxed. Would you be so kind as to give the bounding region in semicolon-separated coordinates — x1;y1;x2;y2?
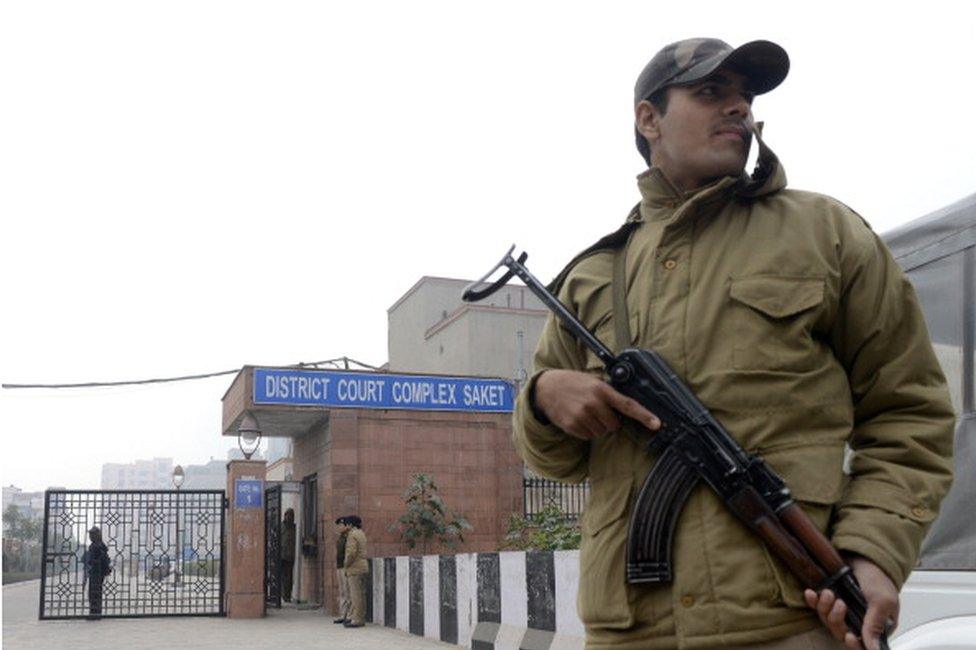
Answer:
226;460;267;618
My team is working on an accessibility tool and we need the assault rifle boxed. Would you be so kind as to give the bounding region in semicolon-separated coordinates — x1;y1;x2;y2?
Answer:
463;245;890;650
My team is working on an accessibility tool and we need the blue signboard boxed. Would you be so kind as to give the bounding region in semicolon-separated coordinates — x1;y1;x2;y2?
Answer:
253;368;514;413
234;479;263;508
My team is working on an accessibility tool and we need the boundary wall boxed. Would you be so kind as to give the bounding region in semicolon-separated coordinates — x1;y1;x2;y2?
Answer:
366;550;585;649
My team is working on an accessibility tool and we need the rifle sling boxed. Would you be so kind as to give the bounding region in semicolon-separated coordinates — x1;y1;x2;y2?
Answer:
612;227;637;353
612;228;649;452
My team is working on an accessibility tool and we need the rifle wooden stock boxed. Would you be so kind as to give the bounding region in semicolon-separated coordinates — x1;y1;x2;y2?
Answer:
727;487;829;590
779;502;847;576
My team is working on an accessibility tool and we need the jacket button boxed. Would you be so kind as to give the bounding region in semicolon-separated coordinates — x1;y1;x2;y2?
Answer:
680;595;694;607
911;506;927;518
663;259;677;270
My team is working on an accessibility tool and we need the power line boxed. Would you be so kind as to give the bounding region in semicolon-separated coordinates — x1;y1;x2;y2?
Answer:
2;368;241;390
1;356;381;390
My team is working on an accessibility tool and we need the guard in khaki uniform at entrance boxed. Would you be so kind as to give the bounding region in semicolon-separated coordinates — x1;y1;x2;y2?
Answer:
513;38;955;649
333;517;351;624
342;515;368;628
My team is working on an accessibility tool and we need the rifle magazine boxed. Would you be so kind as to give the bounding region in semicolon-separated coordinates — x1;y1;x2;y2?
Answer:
626;446;699;584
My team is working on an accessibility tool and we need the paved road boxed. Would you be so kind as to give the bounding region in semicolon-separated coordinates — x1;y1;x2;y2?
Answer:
3;580;459;649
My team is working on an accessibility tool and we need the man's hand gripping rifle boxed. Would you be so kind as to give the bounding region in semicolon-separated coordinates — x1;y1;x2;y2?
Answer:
463;245;890;650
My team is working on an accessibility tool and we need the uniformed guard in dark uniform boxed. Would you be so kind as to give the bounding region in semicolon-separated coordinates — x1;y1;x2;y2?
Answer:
333;516;350;624
85;526;111;619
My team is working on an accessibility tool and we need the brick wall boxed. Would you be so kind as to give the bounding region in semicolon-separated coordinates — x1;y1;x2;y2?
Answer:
292;407;524;614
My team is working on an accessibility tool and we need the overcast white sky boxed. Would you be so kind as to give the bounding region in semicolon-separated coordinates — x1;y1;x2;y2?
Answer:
2;1;974;492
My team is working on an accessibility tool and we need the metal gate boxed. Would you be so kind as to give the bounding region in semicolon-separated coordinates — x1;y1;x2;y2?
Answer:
264;484;282;608
39;489;225;619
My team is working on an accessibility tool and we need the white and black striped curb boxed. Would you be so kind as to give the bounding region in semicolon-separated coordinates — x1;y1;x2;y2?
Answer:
366;550;584;649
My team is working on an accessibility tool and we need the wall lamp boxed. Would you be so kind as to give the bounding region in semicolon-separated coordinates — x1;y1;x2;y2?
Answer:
237;411;262;460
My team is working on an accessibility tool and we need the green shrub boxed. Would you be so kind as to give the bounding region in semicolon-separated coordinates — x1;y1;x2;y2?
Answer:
502;503;581;551
390;473;472;554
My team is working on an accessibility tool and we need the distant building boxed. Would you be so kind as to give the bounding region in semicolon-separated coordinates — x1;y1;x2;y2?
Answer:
100;457;173;489
181;448;265;490
181;459;226;490
99;449;265;492
387;276;547;382
265;438;293;482
2;485;44;521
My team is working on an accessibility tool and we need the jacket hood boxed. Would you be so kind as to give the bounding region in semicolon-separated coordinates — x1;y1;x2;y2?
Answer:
739;121;787;198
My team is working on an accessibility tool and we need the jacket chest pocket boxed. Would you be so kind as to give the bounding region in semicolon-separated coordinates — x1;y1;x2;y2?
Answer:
728;276;825;373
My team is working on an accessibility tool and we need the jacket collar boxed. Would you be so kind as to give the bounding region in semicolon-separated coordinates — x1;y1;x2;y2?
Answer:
547;130;787;297
635;124;787;223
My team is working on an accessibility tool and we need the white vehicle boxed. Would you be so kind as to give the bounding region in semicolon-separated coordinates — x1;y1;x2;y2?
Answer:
883;193;976;648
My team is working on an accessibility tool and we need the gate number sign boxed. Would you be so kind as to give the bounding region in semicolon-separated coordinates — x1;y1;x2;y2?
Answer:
235;479;263;508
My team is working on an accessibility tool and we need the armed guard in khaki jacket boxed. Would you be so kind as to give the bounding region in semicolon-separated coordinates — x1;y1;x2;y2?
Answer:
513;37;954;650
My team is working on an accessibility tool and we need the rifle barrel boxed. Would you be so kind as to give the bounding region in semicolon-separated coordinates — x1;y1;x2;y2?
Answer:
502;254;617;367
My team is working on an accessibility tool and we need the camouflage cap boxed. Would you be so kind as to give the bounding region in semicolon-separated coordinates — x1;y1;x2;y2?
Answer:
634;38;789;162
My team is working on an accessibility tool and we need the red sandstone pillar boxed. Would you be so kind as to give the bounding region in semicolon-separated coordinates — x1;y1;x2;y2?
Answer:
225;460;267;618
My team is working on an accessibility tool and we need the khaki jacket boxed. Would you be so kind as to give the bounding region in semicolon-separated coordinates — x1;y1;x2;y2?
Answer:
513;151;954;649
343;528;368;575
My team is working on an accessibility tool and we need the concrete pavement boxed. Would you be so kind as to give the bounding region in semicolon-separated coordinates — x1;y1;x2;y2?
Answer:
3;580;460;649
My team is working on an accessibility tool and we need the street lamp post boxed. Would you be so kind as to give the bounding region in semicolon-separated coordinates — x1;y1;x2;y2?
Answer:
172;465;184;587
